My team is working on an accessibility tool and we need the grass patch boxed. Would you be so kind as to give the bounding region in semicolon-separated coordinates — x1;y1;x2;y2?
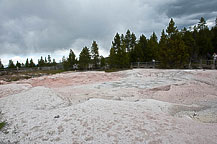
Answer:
105;68;131;73
1;69;66;82
21;69;66;75
0;122;6;130
41;69;66;75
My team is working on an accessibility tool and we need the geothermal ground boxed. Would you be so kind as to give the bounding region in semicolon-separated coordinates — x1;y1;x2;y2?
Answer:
0;69;217;144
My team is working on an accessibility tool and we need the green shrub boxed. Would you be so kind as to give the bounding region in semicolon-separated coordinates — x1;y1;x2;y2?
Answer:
0;122;6;130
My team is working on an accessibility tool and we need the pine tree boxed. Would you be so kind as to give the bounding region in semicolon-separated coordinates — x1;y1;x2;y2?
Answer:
25;58;29;68
112;33;121;54
48;55;51;64
158;30;168;68
196;17;213;58
172;34;189;67
148;32;158;60
62;56;68;70
38;56;45;67
141;35;151;61
215;17;217;27
0;59;4;69
109;47;116;68
125;30;131;52
8;60;16;69
100;56;106;68
67;49;76;70
52;59;57;66
182;28;196;62
119;34;129;68
91;41;100;68
197;17;207;30
130;33;137;51
164;18;189;68
29;59;35;67
192;26;200;60
16;61;21;68
211;18;217;53
44;57;47;65
109;33;121;68
79;46;91;70
129;33;137;63
166;18;178;39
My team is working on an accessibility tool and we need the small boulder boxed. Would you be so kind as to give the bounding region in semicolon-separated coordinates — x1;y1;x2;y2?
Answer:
193;112;197;117
54;115;60;118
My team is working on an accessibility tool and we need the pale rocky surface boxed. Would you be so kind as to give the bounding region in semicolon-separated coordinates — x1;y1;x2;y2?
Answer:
0;69;217;144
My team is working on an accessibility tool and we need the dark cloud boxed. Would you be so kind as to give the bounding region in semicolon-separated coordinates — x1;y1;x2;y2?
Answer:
166;0;217;29
166;0;217;18
0;0;216;56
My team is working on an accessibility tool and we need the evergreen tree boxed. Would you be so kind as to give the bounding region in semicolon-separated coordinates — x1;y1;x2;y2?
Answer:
44;57;47;65
140;35;152;62
129;32;137;63
135;35;149;62
196;17;213;58
182;28;196;62
112;33;121;54
192;26;200;60
148;32;159;60
130;33;137;51
29;59;35;67
109;47;116;68
25;58;29;68
166;18;178;39
172;34;189;68
109;33;121;68
52;59;57;66
16;61;21;68
158;30;168;68
48;55;51;64
119;34;129;68
164;18;189;68
38;56;45;67
211;19;217;53
62;56;68;70
8;60;16;69
67;49;77;69
215;17;217;27
79;46;91;70
100;56;106;68
91;41;100;68
197;17;207;30
125;30;131;52
0;59;4;69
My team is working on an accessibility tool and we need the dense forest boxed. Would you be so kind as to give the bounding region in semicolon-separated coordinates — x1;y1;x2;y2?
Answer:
0;17;216;70
108;17;217;68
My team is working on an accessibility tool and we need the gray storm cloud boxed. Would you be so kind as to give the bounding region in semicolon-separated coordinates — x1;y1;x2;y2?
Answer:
0;0;216;56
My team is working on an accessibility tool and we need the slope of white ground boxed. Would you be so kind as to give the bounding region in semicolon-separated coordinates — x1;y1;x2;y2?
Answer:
1;69;217;144
0;83;32;98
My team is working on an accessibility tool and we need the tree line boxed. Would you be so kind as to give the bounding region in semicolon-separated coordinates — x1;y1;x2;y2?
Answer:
1;17;216;70
62;41;106;70
0;55;57;69
109;17;217;68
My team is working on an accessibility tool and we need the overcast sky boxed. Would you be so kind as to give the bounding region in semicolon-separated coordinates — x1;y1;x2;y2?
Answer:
0;0;217;65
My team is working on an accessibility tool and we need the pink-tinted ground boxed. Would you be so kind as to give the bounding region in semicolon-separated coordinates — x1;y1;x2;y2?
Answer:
0;69;217;143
